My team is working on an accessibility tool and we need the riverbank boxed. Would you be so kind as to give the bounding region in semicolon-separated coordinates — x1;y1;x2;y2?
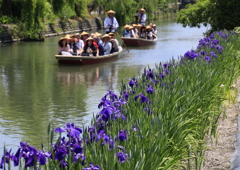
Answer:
0;17;103;43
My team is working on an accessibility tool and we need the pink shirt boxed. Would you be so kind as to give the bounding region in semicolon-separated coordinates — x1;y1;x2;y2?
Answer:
58;44;73;53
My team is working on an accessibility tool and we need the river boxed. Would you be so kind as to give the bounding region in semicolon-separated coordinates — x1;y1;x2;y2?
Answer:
0;18;206;151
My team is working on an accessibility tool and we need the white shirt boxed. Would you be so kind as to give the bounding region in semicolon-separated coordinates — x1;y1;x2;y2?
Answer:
103;41;112;55
104;17;119;33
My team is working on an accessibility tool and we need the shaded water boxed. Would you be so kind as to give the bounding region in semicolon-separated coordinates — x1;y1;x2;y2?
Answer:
0;18;206;150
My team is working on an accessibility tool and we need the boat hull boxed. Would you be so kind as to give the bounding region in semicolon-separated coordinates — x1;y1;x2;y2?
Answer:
55;46;122;65
122;38;156;47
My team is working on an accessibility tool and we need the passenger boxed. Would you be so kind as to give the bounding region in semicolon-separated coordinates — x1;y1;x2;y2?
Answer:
93;32;103;45
104;10;119;34
138;8;147;25
139;26;147;39
129;26;137;38
122;25;132;38
146;26;153;40
152;24;157;39
82;37;97;56
58;34;73;55
101;34;112;55
109;32;119;46
132;24;139;37
93;37;105;56
109;35;119;53
80;31;90;43
70;33;83;55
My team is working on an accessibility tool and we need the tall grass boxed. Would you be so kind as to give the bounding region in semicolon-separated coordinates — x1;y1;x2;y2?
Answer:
1;30;240;170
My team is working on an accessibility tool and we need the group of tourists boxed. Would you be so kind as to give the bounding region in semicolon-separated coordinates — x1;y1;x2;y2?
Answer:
122;23;157;40
58;31;119;56
58;8;156;56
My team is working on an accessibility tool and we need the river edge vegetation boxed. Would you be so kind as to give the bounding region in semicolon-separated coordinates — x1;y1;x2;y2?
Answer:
1;29;240;169
0;0;178;40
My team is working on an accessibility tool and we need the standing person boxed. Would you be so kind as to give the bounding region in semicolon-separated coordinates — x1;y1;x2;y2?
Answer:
104;10;119;34
138;8;147;25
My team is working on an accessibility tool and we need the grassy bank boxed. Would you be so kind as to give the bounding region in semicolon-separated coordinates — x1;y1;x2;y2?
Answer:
1;30;240;169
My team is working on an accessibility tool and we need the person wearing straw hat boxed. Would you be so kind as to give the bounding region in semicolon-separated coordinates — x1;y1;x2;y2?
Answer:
122;25;132;38
139;26;147;39
138;8;147;25
93;32;103;45
108;32;119;46
80;31;90;43
109;34;119;53
71;33;84;54
104;10;119;34
58;34;73;55
101;34;112;55
82;37;98;56
93;37;105;56
146;26;153;40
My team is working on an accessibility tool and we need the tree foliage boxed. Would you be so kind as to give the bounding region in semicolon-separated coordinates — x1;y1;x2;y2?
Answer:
177;0;240;32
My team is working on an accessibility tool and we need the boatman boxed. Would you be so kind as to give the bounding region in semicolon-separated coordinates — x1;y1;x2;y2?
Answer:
138;8;147;25
104;10;119;34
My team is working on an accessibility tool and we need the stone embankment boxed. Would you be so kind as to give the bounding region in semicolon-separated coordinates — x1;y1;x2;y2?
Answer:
0;17;102;43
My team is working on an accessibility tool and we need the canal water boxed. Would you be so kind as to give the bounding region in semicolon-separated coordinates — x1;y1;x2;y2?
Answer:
0;18;206;151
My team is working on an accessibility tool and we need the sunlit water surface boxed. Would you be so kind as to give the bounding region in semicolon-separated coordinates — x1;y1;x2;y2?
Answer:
0;18;206;152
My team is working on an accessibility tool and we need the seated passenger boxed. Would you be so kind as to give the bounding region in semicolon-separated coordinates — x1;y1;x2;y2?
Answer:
146;26;153;40
82;37;97;56
109;32;119;46
122;25;132;38
132;24;139;38
73;33;84;54
129;26;136;38
139;26;147;39
93;32;103;45
101;34;112;55
152;24;157;39
80;31;90;43
93;37;105;56
109;35;119;53
58;34;73;55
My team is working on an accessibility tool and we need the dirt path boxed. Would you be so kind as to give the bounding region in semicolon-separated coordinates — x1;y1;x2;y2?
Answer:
202;79;240;170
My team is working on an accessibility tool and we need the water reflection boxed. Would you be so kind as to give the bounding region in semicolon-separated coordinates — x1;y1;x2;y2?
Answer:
0;18;207;150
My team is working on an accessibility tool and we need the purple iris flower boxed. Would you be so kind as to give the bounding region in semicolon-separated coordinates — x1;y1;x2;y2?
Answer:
212;39;219;45
98;97;112;109
55;123;82;138
54;147;66;161
159;73;164;79
134;93;151;104
116;152;128;163
200;51;207;55
146;84;155;94
204;56;211;61
209;34;214;39
74;153;85;165
118;130;127;141
0;149;12;168
105;90;118;102
146;69;154;79
82;163;100;170
165;69;169;75
128;78;137;88
132;125;138;131
122;91;129;101
216;45;224;53
210;51;217;58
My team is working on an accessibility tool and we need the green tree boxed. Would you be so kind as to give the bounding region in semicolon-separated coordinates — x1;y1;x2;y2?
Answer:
177;0;240;32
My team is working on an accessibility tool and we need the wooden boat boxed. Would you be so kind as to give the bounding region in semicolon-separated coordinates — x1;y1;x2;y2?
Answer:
55;46;122;65
121;37;157;47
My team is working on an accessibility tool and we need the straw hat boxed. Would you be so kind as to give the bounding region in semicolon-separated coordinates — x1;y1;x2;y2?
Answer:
132;24;137;27
124;25;130;29
107;10;116;14
101;34;110;39
153;24;156;27
62;34;71;40
129;26;133;29
86;37;93;41
137;24;143;27
80;31;89;36
71;33;80;37
108;32;115;36
93;32;102;37
140;8;145;12
146;26;151;30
